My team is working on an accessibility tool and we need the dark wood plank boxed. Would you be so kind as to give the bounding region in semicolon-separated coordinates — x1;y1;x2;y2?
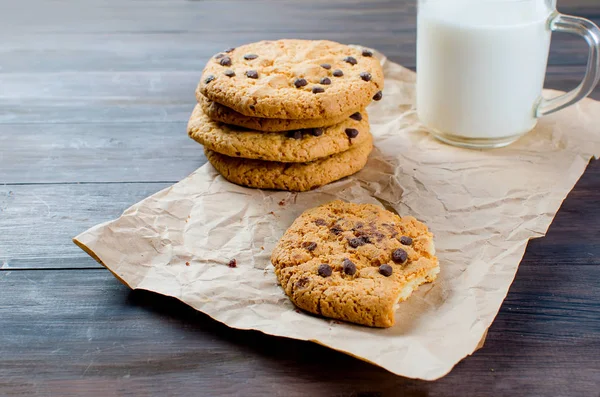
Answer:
0;267;598;396
0;123;202;184
0;183;171;269
0;29;594;75
0;0;596;77
1;0;596;36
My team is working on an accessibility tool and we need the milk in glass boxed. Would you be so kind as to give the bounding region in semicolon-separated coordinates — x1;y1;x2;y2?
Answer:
417;1;553;140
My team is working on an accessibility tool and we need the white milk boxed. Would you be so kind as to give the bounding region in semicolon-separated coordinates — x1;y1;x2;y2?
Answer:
417;1;553;139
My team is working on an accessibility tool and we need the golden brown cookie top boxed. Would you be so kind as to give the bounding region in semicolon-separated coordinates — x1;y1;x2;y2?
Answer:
198;40;384;119
188;104;371;162
271;200;439;327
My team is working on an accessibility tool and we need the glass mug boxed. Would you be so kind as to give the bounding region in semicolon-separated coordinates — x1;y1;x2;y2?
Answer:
416;0;600;148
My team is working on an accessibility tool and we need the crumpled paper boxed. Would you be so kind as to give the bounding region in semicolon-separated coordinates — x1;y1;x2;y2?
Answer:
74;55;600;381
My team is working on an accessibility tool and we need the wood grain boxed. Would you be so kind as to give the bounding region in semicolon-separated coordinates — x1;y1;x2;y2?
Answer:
0;183;171;269
2;0;600;394
0;123;203;184
0;268;598;396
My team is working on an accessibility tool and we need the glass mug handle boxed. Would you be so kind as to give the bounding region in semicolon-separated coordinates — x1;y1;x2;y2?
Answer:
536;14;600;117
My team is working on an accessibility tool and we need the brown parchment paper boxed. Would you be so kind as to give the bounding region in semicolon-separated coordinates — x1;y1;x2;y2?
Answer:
74;55;600;381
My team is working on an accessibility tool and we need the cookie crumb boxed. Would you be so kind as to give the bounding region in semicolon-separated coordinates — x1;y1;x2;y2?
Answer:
278;200;285;206
260;246;264;250
227;259;237;268
185;262;190;266
269;211;275;215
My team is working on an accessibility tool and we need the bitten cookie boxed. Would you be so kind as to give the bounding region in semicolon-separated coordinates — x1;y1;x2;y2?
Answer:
271;201;440;327
198;95;360;132
197;39;384;119
188;104;371;163
205;136;373;191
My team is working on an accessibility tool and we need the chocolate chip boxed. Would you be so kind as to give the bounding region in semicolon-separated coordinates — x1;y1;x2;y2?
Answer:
312;86;325;94
304;242;317;251
379;264;393;277
373;231;386;242
343;56;358;65
400;236;413;245
224;69;235;77
330;226;343;235
215;53;225;59
204;75;215;84
224;47;235;53
333;69;344;77
360;72;372;82
349;112;362;121
321;63;332;70
362;49;373;57
246;70;259;79
345;128;359;138
318;264;332;277
287;130;303;139
295;277;310;288
342;258;357;275
249;105;256;111
294;78;308;88
373;91;383;101
320;77;331;85
310;128;324;137
315;218;327;226
392;248;408;263
219;56;232;66
244;53;258;60
227;259;237;268
348;237;369;248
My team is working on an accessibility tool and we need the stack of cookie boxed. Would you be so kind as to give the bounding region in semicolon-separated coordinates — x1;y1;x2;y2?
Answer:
188;39;384;192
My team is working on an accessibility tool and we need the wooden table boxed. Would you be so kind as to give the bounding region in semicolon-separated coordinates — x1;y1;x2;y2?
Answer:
1;1;599;395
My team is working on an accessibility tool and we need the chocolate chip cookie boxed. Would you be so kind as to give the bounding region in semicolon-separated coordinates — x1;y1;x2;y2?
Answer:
188;104;371;162
271;201;440;327
198;95;360;132
197;40;384;119
205;136;373;191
